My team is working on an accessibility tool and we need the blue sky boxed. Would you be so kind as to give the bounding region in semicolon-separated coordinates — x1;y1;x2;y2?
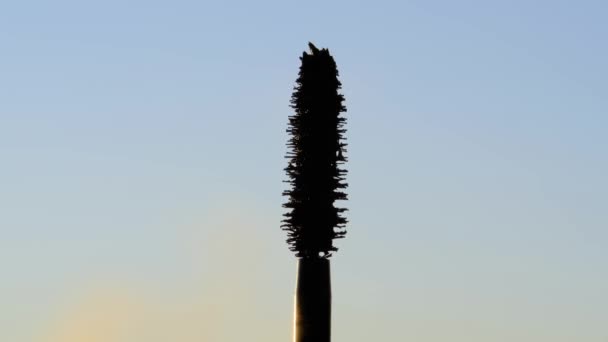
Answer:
1;1;607;341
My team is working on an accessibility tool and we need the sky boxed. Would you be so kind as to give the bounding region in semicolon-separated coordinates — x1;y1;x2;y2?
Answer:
1;0;607;341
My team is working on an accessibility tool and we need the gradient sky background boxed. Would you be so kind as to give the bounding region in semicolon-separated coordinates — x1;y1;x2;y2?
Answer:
1;0;607;341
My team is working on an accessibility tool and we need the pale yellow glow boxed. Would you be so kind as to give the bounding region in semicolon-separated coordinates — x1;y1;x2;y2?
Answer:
37;200;291;342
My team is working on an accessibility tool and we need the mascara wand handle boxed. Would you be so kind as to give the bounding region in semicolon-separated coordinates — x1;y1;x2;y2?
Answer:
294;258;331;342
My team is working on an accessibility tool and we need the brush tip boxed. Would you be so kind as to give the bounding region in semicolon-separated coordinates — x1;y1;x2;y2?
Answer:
282;43;348;258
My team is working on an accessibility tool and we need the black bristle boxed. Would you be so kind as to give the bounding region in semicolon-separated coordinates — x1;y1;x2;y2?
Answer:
282;43;348;259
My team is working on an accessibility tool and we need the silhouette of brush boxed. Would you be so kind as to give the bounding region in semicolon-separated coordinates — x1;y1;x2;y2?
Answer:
282;42;348;342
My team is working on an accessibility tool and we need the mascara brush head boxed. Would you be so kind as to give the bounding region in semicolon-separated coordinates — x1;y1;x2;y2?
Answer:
282;43;348;259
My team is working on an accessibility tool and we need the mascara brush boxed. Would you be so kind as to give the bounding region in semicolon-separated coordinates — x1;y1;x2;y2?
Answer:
282;42;348;342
